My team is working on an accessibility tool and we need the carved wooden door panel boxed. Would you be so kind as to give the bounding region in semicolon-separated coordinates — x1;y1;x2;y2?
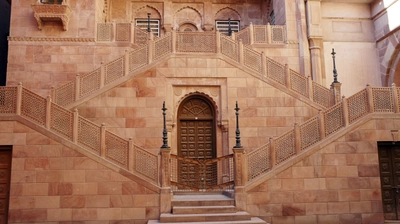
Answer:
0;146;11;224
379;143;400;220
178;97;216;189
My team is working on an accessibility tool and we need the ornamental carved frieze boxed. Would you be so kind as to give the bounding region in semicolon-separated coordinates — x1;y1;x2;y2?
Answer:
31;3;72;31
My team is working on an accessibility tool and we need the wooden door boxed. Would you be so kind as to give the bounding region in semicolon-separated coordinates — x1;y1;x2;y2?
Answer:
178;97;216;189
0;146;11;224
379;142;400;220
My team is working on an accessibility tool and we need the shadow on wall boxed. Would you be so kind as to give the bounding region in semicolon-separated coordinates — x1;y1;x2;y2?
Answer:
0;0;11;86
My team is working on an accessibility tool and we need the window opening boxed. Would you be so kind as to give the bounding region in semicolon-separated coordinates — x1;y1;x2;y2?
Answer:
216;20;239;36
136;19;160;37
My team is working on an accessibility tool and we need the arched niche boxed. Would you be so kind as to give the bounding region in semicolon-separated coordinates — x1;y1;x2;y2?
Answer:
174;7;202;31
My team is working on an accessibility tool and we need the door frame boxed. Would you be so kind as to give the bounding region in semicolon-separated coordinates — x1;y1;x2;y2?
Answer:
176;94;217;189
378;141;400;220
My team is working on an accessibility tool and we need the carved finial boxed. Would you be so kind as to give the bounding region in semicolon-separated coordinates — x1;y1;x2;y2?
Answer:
234;101;242;148
331;48;339;83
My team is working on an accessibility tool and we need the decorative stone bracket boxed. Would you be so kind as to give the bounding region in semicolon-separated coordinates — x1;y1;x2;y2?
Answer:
31;2;72;31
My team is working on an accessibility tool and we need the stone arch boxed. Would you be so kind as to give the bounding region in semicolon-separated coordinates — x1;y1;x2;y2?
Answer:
135;5;162;20
174;6;203;31
379;30;400;86
215;7;241;21
175;91;219;120
388;46;400;86
178;23;198;32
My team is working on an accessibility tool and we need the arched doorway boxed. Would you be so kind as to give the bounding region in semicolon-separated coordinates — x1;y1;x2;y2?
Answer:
177;95;217;189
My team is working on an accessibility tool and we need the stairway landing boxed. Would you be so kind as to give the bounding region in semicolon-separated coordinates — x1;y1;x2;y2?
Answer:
148;193;267;224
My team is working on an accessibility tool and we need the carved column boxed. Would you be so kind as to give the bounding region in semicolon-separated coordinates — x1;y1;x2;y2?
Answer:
305;0;325;85
203;2;214;31
163;1;173;32
309;37;323;84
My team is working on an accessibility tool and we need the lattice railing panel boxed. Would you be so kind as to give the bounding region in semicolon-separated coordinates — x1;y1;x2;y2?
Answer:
312;82;330;108
290;70;309;98
21;88;46;126
324;102;344;136
171;156;178;184
0;87;17;113
244;45;262;73
266;57;285;85
134;26;149;46
372;87;394;113
236;28;250;45
129;45;148;72
79;68;101;98
153;34;172;60
176;32;216;53
275;130;295;165
134;145;158;183
221;35;239;62
347;89;369;124
54;81;75;107
253;25;267;43
271;25;286;44
247;144;271;181
78;117;101;155
97;23;113;41
299;116;320;150
116;23;131;42
397;88;400;113
105;131;128;169
105;56;124;85
50;103;73;140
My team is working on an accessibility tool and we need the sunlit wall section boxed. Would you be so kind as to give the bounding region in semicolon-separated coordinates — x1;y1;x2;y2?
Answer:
372;0;400;87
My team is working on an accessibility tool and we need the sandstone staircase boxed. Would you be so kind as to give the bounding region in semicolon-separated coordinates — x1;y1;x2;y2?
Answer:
148;193;267;224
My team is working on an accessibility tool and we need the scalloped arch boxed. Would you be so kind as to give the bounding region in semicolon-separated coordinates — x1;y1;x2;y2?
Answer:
215;7;241;21
175;6;203;18
176;92;219;120
174;6;203;31
135;5;162;19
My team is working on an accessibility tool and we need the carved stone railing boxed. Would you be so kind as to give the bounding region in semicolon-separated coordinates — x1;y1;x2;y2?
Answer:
246;84;400;183
235;23;287;45
31;2;72;31
53;29;330;110
96;22;287;45
0;84;159;186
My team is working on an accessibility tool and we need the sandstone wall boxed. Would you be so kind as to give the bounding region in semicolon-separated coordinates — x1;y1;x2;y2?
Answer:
321;2;381;96
244;116;395;224
76;56;319;152
0;120;159;223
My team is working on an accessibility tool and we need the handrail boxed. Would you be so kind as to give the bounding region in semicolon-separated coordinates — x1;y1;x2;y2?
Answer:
246;84;400;184
0;84;159;188
53;26;330;111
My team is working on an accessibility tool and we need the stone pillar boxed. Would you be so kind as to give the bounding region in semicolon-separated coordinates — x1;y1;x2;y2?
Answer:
163;1;173;32
309;37;323;84
233;147;247;211
160;147;172;213
203;2;214;31
330;81;342;105
305;0;325;85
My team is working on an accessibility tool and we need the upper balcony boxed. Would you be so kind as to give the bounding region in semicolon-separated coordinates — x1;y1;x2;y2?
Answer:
31;0;72;31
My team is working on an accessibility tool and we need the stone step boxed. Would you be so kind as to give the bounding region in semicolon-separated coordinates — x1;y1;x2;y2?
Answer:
159;211;251;223
172;194;234;207
147;217;268;224
172;205;236;214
